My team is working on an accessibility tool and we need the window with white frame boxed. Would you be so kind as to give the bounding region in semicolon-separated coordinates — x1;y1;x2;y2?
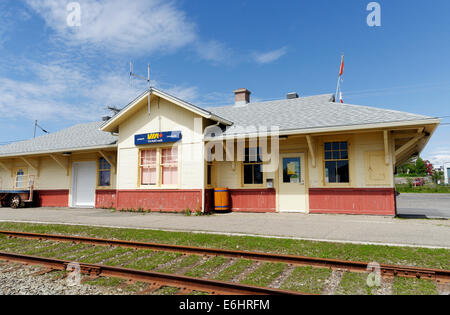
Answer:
161;147;178;185
15;168;27;189
140;147;178;186
140;149;158;185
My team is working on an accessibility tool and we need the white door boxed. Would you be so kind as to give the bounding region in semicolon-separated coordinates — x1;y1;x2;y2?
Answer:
278;153;307;212
72;161;96;208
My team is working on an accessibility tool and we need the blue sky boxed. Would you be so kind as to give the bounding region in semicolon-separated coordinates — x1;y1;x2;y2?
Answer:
0;0;449;165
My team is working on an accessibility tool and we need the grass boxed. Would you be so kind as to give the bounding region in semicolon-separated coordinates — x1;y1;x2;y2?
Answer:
0;238;44;251
0;222;447;270
393;277;438;295
185;256;229;278
153;287;180;295
51;243;92;258
85;277;147;294
86;277;124;287
215;259;253;282
281;266;332;294
106;249;153;266
241;262;286;287
124;251;181;271
22;242;73;256
58;245;105;260
396;184;450;193
335;272;373;295
158;255;201;274
81;247;133;264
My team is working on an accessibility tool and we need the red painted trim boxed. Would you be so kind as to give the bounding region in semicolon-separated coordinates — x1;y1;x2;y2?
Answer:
309;188;396;216
115;189;202;213
228;189;276;213
35;190;69;207
95;190;117;209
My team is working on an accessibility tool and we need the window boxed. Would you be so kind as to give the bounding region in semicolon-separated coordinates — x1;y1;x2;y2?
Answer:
15;169;26;189
140;149;158;185
243;147;263;185
324;142;349;183
140;147;179;186
283;157;301;183
161;147;178;185
98;158;111;187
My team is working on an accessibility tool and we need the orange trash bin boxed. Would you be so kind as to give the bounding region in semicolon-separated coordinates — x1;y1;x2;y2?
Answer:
214;188;230;212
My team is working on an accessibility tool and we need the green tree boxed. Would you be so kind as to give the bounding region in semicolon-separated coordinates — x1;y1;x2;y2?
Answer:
431;170;444;184
397;157;416;176
414;158;427;177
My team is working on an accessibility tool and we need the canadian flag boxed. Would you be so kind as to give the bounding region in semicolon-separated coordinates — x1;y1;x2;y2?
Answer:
339;92;344;103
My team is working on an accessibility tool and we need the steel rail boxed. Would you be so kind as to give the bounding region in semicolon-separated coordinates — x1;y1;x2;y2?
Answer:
1;230;448;282
0;251;305;295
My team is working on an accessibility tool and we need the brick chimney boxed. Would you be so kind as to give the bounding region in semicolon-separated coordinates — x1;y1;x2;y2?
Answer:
234;88;251;106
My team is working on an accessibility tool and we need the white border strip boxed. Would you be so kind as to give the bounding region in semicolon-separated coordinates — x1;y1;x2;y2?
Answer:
0;219;447;250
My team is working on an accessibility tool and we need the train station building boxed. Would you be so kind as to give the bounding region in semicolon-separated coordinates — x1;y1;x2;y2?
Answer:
0;88;440;215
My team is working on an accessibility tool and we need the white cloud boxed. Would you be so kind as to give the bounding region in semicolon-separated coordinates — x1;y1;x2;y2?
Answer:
254;47;287;64
425;149;450;167
25;0;197;54
165;86;198;103
0;58;206;123
0;59;148;122
195;40;232;63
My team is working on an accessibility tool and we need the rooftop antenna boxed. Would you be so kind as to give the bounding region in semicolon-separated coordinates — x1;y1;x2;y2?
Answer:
34;120;49;138
106;106;121;115
130;61;152;115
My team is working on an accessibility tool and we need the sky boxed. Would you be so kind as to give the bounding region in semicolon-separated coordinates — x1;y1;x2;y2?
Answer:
0;0;449;165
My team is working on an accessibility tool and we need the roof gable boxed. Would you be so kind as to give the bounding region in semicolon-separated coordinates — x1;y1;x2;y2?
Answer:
101;88;232;133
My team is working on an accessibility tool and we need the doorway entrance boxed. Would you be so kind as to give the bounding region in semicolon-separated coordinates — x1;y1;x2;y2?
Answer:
278;153;307;212
71;161;96;208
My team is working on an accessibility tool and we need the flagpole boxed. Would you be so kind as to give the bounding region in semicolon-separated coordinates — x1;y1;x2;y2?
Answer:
335;54;344;102
335;75;340;102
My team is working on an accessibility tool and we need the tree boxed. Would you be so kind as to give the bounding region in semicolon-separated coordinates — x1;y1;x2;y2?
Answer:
431;170;444;184
424;160;434;176
414;158;427;177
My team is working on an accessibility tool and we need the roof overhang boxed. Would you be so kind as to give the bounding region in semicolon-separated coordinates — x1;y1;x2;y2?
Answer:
101;88;233;133
204;119;441;141
0;144;117;159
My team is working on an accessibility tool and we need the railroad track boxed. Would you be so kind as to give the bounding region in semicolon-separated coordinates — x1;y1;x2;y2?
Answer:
1;230;449;283
0;251;304;295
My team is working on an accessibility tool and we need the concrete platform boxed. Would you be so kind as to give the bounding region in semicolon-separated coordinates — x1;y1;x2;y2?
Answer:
0;207;448;248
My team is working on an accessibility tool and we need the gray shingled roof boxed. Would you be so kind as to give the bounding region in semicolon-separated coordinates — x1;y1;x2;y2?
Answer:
0;93;437;157
0;122;117;156
206;94;436;135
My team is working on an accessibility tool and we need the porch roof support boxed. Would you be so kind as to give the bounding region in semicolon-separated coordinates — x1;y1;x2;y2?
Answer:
306;135;316;168
49;154;69;176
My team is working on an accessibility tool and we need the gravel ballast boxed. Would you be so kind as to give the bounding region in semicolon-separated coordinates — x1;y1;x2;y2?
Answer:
0;263;126;295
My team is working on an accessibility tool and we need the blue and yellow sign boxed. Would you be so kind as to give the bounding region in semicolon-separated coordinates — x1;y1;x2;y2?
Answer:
135;131;182;146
